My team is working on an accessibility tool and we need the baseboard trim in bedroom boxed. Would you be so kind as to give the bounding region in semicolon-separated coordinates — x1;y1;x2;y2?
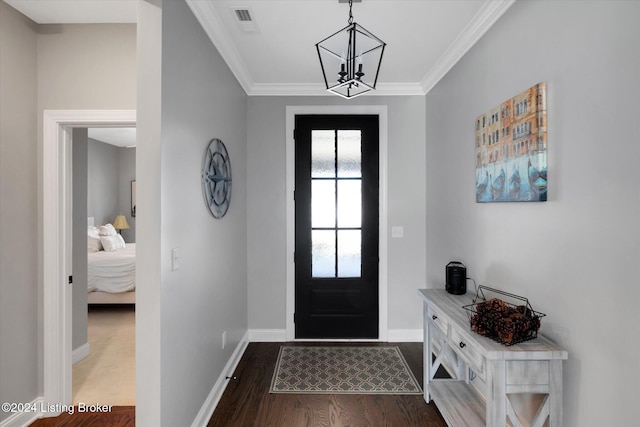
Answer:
72;342;91;365
190;331;249;427
0;397;43;427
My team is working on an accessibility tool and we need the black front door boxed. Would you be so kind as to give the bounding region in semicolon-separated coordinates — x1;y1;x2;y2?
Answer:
294;115;379;339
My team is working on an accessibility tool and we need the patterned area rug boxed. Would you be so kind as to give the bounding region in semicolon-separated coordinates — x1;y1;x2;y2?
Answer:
270;346;422;395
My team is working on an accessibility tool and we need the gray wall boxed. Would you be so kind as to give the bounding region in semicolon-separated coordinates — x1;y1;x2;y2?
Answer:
162;0;248;423
425;1;640;425
0;2;39;422
118;145;136;243
136;1;249;425
246;96;427;332
0;6;136;419
72;129;89;351
35;22;137;397
87;138;119;226
87;138;136;242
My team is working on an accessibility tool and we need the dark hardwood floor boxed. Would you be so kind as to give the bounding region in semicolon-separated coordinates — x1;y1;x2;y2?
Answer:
29;406;134;427
208;342;446;427
29;342;445;426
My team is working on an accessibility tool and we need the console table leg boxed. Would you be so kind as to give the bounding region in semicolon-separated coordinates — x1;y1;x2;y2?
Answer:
423;303;431;403
548;360;563;426
486;360;506;425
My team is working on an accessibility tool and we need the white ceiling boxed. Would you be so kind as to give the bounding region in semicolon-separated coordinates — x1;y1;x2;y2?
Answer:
188;0;515;95
88;127;136;148
3;0;137;23
4;0;514;96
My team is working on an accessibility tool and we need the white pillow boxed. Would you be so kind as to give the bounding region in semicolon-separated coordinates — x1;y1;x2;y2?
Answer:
99;234;126;252
98;223;117;236
88;237;103;252
88;226;100;239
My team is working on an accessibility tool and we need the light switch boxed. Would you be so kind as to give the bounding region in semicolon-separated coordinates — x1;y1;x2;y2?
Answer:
171;248;180;271
391;226;404;238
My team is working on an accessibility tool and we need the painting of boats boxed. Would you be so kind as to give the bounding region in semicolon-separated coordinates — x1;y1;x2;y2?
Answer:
475;82;547;202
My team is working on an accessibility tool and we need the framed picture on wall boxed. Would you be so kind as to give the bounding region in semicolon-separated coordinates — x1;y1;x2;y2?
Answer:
131;180;136;217
475;82;547;202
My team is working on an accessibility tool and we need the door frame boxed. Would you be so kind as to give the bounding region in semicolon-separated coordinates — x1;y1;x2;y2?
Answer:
42;109;136;413
285;105;388;341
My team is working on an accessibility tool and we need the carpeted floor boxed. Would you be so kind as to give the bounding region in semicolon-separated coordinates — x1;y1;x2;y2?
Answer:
72;305;135;406
270;346;422;394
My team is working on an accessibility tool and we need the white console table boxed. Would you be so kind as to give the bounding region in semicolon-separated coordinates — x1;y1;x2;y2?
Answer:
419;289;568;427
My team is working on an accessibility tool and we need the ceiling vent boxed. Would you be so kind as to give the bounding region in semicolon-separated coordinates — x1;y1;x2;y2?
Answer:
231;7;259;33
235;9;251;22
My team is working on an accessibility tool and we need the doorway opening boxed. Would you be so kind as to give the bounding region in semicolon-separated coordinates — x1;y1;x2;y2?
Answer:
72;127;136;405
42;110;136;412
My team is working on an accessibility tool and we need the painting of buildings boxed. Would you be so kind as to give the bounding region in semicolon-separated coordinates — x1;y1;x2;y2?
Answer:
476;82;547;202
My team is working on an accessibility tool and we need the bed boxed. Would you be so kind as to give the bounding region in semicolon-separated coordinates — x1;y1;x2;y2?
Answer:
87;224;135;304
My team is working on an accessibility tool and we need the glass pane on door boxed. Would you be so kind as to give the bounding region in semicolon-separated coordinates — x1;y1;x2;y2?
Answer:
337;180;361;228
311;130;335;177
312;230;335;277
312;180;335;228
337;130;361;178
338;230;361;277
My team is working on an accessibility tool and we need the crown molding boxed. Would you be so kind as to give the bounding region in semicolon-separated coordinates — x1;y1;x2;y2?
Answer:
420;0;516;94
186;0;254;94
372;83;427;97
249;83;328;97
188;0;515;97
248;82;425;97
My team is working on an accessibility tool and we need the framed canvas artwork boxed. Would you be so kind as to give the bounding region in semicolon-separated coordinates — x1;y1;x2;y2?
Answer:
475;83;547;202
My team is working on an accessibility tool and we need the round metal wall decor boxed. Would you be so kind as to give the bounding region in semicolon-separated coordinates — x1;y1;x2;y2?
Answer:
201;138;232;218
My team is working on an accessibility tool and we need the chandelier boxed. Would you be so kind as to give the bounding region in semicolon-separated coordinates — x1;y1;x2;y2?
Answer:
315;0;386;99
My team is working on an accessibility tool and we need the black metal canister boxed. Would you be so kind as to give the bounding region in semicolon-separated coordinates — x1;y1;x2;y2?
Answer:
446;261;467;295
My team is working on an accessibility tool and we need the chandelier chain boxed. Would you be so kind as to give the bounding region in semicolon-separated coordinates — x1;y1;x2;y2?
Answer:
348;0;354;24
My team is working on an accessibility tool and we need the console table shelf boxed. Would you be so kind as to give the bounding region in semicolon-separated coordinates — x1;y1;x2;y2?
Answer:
430;381;486;426
419;289;568;427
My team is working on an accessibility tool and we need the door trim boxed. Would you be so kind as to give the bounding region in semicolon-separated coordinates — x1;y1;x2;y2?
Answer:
42;109;136;413
285;105;388;341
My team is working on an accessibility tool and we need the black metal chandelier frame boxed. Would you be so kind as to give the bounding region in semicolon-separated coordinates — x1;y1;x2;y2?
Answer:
315;0;386;99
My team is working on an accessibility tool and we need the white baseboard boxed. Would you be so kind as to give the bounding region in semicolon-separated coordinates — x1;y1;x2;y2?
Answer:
190;331;249;427
246;329;423;342
0;397;43;427
248;329;286;342
72;343;90;365
388;329;423;342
